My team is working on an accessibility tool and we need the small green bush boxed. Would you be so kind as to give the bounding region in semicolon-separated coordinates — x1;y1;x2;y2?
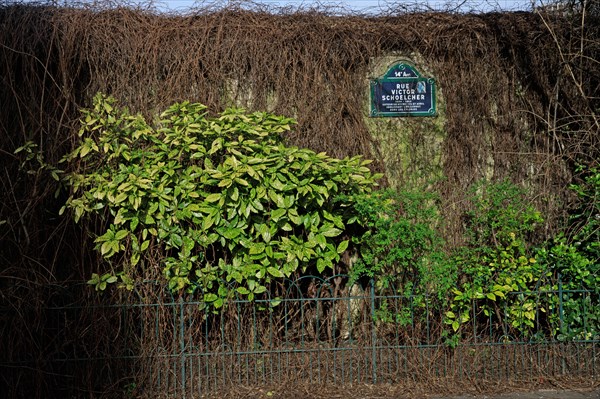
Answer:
346;189;450;294
535;234;600;341
533;165;600;340
447;180;544;336
61;93;381;307
569;164;600;265
346;188;451;330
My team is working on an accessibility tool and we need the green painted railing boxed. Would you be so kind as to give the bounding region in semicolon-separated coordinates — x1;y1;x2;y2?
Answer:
1;275;599;397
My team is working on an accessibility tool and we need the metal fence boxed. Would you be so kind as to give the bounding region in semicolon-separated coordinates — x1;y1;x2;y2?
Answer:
1;275;599;397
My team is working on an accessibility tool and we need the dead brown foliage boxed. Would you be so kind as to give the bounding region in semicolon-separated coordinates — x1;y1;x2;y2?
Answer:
0;1;599;397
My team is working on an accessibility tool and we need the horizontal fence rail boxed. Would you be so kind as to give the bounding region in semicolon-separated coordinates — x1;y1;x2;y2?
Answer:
1;275;599;397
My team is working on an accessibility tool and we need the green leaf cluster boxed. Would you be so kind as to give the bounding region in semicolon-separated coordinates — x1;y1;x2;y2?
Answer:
568;164;600;265
445;178;599;341
446;180;545;336
345;189;449;293
62;93;381;306
531;165;600;341
342;188;452;330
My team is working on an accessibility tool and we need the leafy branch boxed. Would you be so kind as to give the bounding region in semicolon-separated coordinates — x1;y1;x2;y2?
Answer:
61;93;382;307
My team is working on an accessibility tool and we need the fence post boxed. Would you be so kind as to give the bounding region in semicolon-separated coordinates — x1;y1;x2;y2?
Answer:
179;296;186;398
370;278;377;384
557;273;567;375
558;272;564;334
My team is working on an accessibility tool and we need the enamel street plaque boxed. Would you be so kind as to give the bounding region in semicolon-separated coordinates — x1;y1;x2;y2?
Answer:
370;61;436;117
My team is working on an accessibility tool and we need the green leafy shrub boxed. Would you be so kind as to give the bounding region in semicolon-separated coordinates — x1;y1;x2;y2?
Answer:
447;180;544;337
533;165;600;340
569;164;600;264
445;177;599;341
461;179;543;252
347;189;449;293
61;93;381;307
535;235;600;341
345;188;452;331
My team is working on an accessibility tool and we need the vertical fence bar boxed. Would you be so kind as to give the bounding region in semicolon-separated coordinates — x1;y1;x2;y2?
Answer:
370;279;377;384
179;297;186;398
154;304;160;389
316;297;322;384
558;273;566;375
593;341;597;377
582;290;588;337
269;303;274;385
558;273;564;334
204;308;211;391
472;300;477;343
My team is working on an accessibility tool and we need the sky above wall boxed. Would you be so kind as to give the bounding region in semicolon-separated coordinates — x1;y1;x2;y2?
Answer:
158;0;535;13
16;0;539;14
